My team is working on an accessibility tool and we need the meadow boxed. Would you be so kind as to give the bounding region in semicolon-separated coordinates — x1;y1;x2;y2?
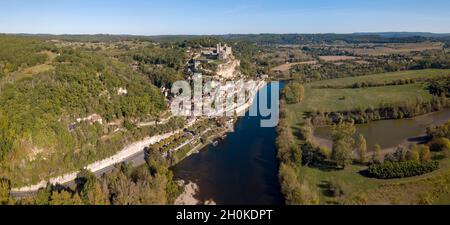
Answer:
299;158;450;205
287;69;450;124
310;69;450;88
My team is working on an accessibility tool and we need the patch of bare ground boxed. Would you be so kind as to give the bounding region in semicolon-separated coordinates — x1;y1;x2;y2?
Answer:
272;61;317;72
175;181;200;205
342;42;444;56
319;55;359;62
174;181;216;205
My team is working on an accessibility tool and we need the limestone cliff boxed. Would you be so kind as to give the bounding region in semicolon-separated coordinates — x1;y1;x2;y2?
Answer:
216;59;240;79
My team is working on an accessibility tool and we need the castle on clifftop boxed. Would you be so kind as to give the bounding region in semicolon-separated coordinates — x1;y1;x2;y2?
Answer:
202;43;233;60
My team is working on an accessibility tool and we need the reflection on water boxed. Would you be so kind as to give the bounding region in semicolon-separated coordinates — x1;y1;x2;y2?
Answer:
315;109;450;149
172;82;285;205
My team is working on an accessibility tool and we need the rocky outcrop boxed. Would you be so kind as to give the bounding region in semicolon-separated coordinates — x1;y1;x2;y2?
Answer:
216;59;240;79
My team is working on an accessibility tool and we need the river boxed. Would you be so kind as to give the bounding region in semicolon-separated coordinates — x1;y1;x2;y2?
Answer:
172;82;285;205
315;108;450;150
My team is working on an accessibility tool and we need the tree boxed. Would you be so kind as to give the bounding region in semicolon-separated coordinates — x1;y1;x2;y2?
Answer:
282;82;305;104
372;144;382;164
77;169;109;205
85;180;108;205
419;146;432;162
430;137;450;152
407;149;420;162
0;178;11;205
331;122;356;168
332;139;353;168
355;134;368;164
50;190;82;205
34;184;52;205
279;163;319;205
331;122;356;143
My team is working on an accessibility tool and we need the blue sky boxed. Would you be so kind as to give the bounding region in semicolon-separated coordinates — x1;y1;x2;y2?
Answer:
1;0;450;35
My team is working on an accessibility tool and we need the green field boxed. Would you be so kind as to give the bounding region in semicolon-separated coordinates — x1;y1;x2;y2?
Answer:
310;69;450;88
300;158;450;205
286;69;449;125
300;84;431;112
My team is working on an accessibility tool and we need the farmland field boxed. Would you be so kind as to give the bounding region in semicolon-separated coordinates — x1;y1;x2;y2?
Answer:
286;69;450;125
310;69;450;88
318;55;359;62
272;61;317;72
340;42;444;56
298;84;432;112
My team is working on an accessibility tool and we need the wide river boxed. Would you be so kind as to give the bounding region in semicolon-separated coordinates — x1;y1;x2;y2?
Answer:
172;82;285;205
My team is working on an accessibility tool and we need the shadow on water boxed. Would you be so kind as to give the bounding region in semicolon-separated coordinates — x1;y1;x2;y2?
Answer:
172;82;285;205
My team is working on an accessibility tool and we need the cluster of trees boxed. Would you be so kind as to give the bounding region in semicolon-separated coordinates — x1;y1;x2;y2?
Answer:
413;50;450;70
131;46;187;89
310;96;449;125
367;137;443;179
0;35;54;74
179;37;221;48
368;161;439;179
2;147;181;205
276;100;319;205
384;145;432;164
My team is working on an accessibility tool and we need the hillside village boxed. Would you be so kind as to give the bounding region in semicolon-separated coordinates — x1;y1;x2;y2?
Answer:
4;37;267;197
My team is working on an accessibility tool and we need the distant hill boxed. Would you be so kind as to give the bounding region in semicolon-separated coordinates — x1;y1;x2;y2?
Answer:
5;32;450;45
354;32;450;38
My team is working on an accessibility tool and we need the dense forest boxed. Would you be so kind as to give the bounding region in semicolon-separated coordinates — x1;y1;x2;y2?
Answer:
219;33;444;45
0;36;176;186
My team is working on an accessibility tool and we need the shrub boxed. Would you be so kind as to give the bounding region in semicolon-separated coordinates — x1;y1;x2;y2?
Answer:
367;161;439;179
430;137;450;152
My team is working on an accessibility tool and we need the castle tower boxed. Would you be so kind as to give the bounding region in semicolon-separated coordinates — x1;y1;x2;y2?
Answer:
216;43;222;53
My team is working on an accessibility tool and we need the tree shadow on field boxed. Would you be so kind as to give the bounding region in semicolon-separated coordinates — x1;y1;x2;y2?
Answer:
309;162;343;172
318;181;334;197
317;180;341;205
358;169;372;178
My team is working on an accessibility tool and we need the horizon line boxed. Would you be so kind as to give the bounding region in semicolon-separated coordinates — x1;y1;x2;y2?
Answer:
2;31;450;37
